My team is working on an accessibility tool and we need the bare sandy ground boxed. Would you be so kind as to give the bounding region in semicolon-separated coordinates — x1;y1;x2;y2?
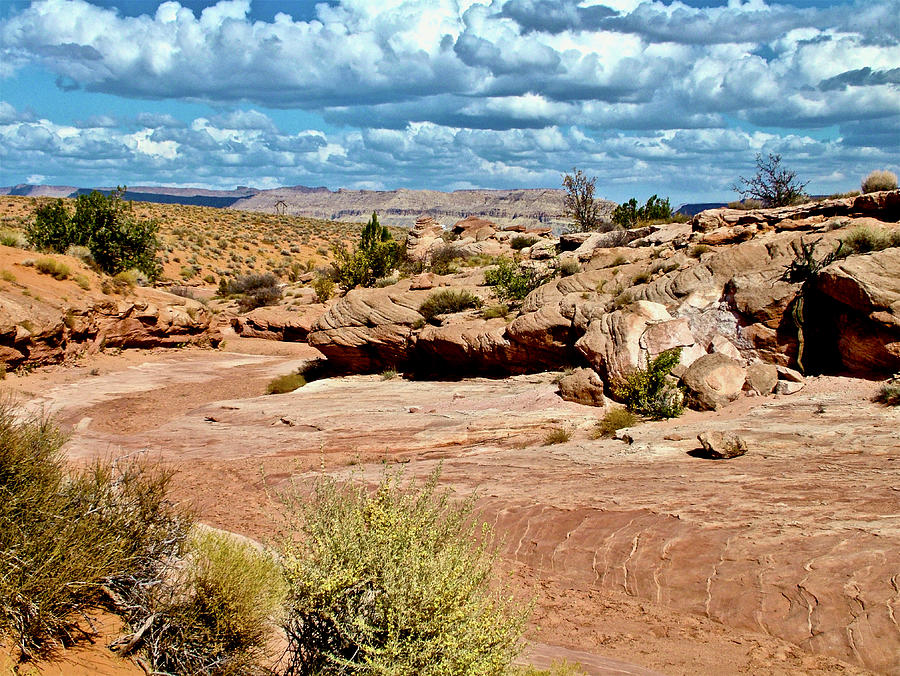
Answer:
4;340;898;675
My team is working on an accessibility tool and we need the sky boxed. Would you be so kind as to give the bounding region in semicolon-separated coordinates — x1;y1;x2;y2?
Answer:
0;0;898;204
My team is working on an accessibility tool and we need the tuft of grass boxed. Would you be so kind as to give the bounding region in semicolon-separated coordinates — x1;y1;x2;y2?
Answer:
512;660;588;675
510;235;538;250
419;289;482;322
73;274;90;290
380;368;398;380
542;427;571;445
557;259;580;277
0;229;28;248
631;270;652;285
266;371;306;394
481;303;510;320
34;257;71;280
278;468;527;675
688;244;711;259
0;269;16;283
840;226;900;255
590;408;639;439
861;169;898;193
874;381;900;406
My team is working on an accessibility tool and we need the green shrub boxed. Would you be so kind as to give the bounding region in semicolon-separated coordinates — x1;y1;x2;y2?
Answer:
34;257;71;280
419;289;483;322
840;226;900;255
312;274;335;303
861;169;898;193
612;194;673;229
136;528;286;675
429;243;470;275
279;469;527;675
484;257;548;303
481;303;510;320
874;381;900;406
332;212;400;288
557;259;580;277
0;403;189;660
266;371;306;394
510;235;538;250
542;427;571;445
27;189;161;279
591;408;639;438
688;244;711;258
380;368;398;380
613;348;684;419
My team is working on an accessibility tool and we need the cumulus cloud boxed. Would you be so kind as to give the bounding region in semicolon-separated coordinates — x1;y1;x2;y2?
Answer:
1;0;897;133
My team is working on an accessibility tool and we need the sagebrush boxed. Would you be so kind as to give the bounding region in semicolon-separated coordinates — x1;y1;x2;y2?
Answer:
614;348;684;419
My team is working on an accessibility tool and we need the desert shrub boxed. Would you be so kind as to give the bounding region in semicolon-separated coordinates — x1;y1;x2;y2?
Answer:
279;469;527;675
266;371;306;394
732;153;808;207
513;660;587;675
0;403;189;660
688;244;711;258
332;212;400;288
874;381;900;406
542;427;571;445
861;169;898;193
65;245;94;266
631;270;651;285
375;274;399;287
312;274;334;303
419;289;482;322
0;229;27;248
557;259;581;277
429;243;470;275
840;226;900;255
484;257;548;303
510;235;538;250
1;269;17;283
613;348;684;419
591;408;640;439
481;303;510;320
34;257;70;280
73;274;90;290
219;273;282;311
135;528;286;675
27;189;161;279
380;368;398;380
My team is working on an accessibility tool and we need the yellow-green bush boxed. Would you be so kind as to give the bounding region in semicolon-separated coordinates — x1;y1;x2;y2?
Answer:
861;169;898;193
34;257;70;280
279;469;527;675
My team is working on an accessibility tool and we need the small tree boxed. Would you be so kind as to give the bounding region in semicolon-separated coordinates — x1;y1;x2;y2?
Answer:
332;212;400;288
562;168;602;232
612;194;673;229
732;153;808;207
27;188;161;280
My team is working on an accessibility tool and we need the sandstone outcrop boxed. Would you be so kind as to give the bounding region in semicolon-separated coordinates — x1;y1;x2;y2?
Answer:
231;305;326;341
405;216;444;262
681;353;747;410
557;367;606;406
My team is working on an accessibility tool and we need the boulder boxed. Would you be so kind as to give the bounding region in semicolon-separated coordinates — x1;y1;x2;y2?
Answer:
776;365;805;383
697;431;748;459
453;216;497;238
557;368;606;407
744;362;778;395
708;335;742;361
775;380;804;395
681;353;747;410
529;240;558;260
231;305;326;341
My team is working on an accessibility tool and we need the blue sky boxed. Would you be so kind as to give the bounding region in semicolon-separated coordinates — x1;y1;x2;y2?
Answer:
1;0;898;204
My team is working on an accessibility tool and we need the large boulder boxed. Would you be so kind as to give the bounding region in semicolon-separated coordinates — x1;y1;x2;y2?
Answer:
814;246;900;374
697;431;748;459
557;368;606;407
681;353;747;410
231;305;327;341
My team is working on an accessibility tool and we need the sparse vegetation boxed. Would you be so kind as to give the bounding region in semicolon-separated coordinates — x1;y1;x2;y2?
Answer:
0;403;190;661
0;269;16;283
429;243;471;275
614;348;684;419
689;244;712;258
874;381;900;406
861;169;898;193
380;368;398;380
0;229;27;248
266;370;306;394
557;259;580;277
510;235;538;250
312;274;335;302
732;153;808;207
279;468;527;675
419;289;483;322
484;257;549;303
481;303;510;320
219;273;282;311
33;257;71;280
591;408;639;438
542;427;571;445
840;225;900;255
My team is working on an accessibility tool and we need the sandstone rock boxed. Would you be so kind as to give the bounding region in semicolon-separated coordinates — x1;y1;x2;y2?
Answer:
231;305;326;341
744;362;778;395
775;380;804;395
453;216;497;238
529;240;558;260
406;216;444;261
815;246;900;373
640;318;704;366
697;430;748;459
776;365;805;383
559;232;593;250
557;368;605;407
708;335;742;361
682;353;747;410
409;273;435;290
